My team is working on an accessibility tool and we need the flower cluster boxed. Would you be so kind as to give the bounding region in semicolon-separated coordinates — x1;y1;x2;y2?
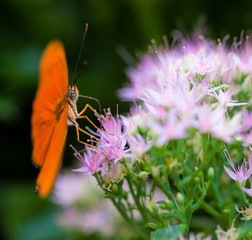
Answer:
72;36;251;179
71;108;127;177
119;36;251;145
66;33;252;240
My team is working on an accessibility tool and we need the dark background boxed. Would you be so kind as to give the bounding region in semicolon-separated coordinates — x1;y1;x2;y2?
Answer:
0;0;252;239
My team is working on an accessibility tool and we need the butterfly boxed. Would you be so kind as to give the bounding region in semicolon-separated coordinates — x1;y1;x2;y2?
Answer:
31;24;100;198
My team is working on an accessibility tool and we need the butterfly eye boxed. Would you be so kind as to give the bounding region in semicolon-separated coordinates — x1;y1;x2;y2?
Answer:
67;90;78;101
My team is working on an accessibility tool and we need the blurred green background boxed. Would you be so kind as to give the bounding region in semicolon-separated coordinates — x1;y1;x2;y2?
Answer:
0;0;252;239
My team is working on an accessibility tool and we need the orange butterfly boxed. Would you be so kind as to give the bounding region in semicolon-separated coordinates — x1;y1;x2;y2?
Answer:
31;25;99;198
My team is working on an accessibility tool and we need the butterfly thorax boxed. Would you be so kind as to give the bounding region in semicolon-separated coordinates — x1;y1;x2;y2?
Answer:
67;85;79;126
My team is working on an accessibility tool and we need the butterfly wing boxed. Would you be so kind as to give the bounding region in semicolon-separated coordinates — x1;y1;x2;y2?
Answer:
35;107;68;198
31;40;69;197
32;40;68;167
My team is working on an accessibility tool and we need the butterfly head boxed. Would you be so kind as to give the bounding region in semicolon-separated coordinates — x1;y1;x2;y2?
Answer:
67;85;79;102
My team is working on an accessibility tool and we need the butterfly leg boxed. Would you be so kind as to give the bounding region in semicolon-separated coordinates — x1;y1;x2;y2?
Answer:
79;125;99;141
77;115;105;133
74;124;109;160
75;124;100;150
78;103;97;116
77;104;108;134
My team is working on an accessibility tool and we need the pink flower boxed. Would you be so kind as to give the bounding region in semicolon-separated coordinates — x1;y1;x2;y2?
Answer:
185;43;223;80
57;208;114;235
211;89;247;108
118;35;250;146
149;109;189;146
194;104;217;133
240;108;252;132
238;108;252;146
96;108;128;162
71;145;106;175
53;173;120;236
126;134;152;158
121;104;149;134
235;37;252;74
195;106;242;143
241;130;252;146
53;174;88;206
119;56;159;101
223;149;252;187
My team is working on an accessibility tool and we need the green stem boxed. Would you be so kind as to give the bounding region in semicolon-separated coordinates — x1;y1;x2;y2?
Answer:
154;175;186;223
241;191;249;204
94;174;149;240
122;159;151;222
111;198;149;240
149;180;156;197
201;201;224;224
126;177;150;222
154;176;173;200
212;182;224;206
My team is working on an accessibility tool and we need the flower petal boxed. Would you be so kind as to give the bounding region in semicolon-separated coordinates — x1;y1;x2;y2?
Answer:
72;166;88;172
224;166;238;181
241;187;252;196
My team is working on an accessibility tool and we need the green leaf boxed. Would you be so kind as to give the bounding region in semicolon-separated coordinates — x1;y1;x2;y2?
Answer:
151;224;186;240
239;221;252;238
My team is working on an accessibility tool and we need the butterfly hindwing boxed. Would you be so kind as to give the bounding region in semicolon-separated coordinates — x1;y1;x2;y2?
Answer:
35;107;68;197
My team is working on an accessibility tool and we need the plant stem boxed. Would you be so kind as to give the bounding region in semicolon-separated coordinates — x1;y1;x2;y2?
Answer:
201;201;224;224
94;174;149;240
211;182;224;206
126;177;150;222
111;198;149;240
241;191;249;204
154;176;173;201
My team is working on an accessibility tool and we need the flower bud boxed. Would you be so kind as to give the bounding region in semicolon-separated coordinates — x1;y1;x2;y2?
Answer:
157;201;167;210
143;197;157;214
194;176;200;183
165;199;175;209
111;183;119;195
143;156;152;172
241;75;252;91
158;199;174;210
149;201;157;213
223;208;230;214
138;171;149;180
151;166;160;178
101;162;124;184
207;167;215;180
176;192;185;206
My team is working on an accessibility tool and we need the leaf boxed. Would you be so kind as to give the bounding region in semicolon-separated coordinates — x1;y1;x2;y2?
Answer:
239;221;252;238
151;224;186;240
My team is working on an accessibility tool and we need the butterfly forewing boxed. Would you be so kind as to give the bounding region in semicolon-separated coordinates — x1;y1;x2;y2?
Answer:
32;40;68;167
31;40;69;197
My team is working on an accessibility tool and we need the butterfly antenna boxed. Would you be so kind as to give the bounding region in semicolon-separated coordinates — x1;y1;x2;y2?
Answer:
72;23;88;85
79;95;102;114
